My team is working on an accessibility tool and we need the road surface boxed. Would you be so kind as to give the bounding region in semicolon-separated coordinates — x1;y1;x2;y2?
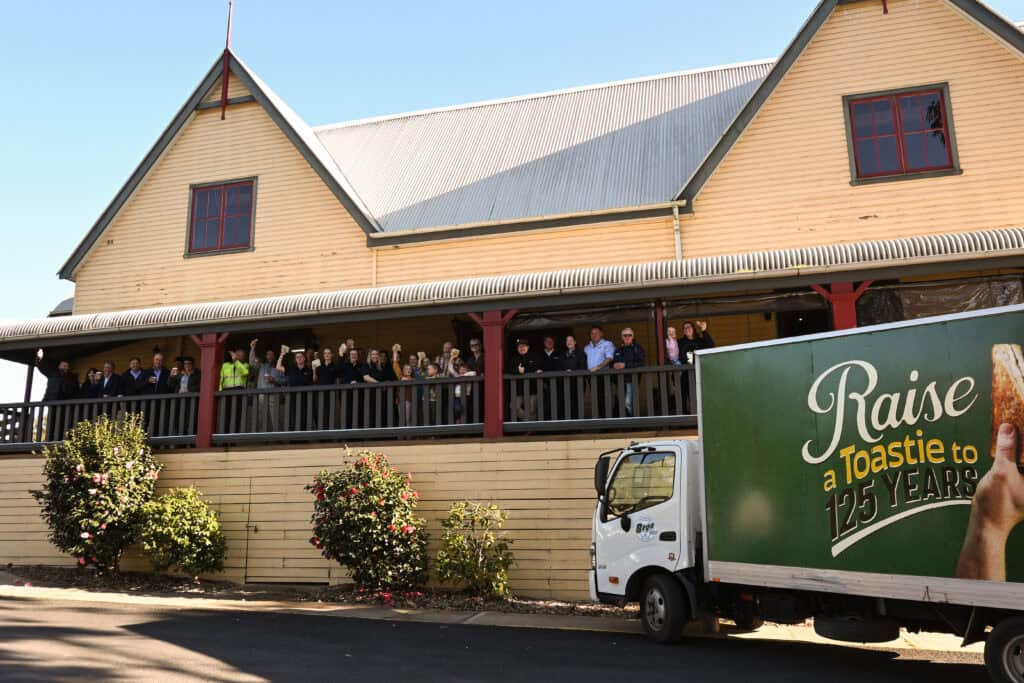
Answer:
0;596;987;682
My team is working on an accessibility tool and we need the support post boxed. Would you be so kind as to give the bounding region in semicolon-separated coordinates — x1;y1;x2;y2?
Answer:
811;281;872;331
191;332;229;448
23;361;34;403
654;300;666;366
468;309;517;439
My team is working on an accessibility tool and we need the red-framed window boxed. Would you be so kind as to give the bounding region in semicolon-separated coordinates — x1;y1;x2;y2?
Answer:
847;88;955;180
188;180;255;254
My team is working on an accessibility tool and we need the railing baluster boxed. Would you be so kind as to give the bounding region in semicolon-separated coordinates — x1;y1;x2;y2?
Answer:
508;378;518;423
687;366;697;415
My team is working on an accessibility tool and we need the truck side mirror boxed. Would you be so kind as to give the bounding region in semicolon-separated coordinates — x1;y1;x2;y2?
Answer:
594;456;611;496
620;514;631;532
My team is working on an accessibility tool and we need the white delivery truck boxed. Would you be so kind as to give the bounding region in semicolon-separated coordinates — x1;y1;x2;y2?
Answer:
590;306;1024;682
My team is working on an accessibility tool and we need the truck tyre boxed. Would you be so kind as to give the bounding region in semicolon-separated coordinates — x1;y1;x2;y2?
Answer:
640;574;687;643
985;616;1024;683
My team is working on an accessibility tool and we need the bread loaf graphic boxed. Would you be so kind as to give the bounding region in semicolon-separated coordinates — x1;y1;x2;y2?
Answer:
991;343;1024;470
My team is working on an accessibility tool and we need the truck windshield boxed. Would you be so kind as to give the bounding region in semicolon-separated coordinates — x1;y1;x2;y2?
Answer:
606;451;675;517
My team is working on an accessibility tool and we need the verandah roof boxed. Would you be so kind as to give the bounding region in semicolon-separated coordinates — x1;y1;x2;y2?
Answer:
8;226;1024;352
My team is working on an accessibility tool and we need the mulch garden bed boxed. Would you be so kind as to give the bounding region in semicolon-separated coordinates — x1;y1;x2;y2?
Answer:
6;564;637;618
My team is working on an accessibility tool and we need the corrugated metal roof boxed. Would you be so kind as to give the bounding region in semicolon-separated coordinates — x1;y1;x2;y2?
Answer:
314;60;773;233
6;226;1024;347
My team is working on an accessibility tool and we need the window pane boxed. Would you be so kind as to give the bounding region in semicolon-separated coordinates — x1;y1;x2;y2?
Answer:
877;136;901;174
855;139;877;176
904;132;926;170
205;219;221;249
925;130;949;168
922;93;943;130
872;99;894;135
606;451;675;517
852;102;873;137
227;184;253;215
900;95;924;132
223;216;250;247
196;188;222;219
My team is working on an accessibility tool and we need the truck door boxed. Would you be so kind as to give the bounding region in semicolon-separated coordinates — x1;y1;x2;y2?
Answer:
594;447;683;597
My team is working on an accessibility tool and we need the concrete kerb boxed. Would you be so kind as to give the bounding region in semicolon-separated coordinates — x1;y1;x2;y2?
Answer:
0;581;982;654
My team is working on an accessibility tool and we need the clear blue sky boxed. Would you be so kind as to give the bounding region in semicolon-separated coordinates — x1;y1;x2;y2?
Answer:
0;0;1020;400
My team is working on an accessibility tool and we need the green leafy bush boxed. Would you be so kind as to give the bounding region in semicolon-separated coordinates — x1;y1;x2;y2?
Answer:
307;450;428;590
435;501;515;599
30;414;161;571
140;487;228;578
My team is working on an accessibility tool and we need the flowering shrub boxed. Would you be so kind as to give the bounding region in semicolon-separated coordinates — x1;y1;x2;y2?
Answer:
435;501;515;599
140;487;228;578
30;414;161;571
306;450;428;590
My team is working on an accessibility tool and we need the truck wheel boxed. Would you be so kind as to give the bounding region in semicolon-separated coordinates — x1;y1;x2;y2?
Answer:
985;616;1024;683
640;574;687;643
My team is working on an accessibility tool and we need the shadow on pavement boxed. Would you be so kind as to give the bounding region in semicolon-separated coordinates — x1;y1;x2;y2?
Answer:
124;609;988;683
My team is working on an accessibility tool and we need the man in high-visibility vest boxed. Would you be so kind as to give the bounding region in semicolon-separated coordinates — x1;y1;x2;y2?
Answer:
219;347;250;433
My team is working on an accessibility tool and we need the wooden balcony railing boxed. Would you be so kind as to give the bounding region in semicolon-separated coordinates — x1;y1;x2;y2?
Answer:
0;393;199;452
212;376;484;444
503;365;697;433
0;366;698;452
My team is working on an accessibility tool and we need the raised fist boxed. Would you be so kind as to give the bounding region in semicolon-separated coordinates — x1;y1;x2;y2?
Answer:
451;348;460;359
312;358;322;369
697;321;707;332
250;338;259;349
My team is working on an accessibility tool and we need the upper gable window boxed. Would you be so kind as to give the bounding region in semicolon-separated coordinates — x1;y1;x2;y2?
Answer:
187;179;255;254
843;85;960;184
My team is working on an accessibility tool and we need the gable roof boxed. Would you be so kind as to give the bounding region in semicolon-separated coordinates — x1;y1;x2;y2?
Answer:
314;60;772;234
673;0;1024;203
57;50;380;281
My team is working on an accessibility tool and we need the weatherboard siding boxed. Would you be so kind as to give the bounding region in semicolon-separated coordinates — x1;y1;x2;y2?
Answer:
682;0;1024;258
0;435;693;599
374;214;677;286
72;97;373;314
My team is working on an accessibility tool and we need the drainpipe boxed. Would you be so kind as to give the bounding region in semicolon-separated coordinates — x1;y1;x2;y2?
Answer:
672;205;683;262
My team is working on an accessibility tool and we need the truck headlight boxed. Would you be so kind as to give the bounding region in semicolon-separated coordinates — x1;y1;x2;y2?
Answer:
590;543;597;569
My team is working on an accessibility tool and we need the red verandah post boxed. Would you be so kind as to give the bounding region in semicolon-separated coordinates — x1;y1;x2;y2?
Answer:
191;332;229;448
468;309;517;439
811;281;872;330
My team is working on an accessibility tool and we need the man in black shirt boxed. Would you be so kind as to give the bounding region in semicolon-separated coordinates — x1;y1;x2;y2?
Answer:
560;334;588;419
465;338;485;374
538;336;563;419
612;327;645;417
122;357;147;396
37;353;78;402
141;352;171;394
277;349;314;430
509;339;540;421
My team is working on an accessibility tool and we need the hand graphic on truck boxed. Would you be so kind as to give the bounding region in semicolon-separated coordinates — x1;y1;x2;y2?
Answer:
956;423;1024;581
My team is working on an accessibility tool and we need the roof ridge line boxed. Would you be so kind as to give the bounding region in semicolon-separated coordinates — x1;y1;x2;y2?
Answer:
312;58;776;132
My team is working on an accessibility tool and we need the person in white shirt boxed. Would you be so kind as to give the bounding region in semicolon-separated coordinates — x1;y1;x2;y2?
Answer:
584;326;616;418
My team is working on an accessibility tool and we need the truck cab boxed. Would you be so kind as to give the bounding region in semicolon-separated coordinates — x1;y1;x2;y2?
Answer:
590;440;702;609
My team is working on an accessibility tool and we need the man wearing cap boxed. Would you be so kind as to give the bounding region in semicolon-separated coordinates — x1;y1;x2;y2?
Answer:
509;338;540;421
612;327;646;417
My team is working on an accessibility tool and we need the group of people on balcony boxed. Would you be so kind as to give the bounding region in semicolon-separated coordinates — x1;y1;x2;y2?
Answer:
31;319;714;432
36;352;200;402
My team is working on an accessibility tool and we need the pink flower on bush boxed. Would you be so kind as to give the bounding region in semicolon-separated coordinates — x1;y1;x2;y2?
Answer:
412;491;419;498
75;464;83;473
80;532;91;539
125;461;133;471
100;523;107;531
92;474;102;484
349;486;359;495
380;591;392;602
369;511;376;519
389;524;397;532
78;557;86;566
400;492;408;501
112;447;120;456
401;525;413;534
